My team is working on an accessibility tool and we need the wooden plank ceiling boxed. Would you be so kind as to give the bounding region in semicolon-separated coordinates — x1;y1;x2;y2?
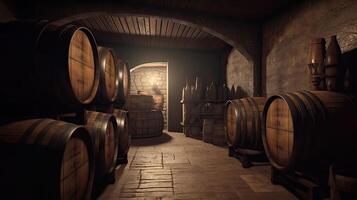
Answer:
121;0;297;21
76;15;227;50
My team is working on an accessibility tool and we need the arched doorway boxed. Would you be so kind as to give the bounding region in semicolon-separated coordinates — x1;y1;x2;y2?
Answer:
130;62;169;129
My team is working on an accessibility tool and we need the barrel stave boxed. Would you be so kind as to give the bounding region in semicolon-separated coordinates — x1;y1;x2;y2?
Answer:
225;97;266;151
263;91;357;171
0;21;100;116
129;110;164;138
113;109;130;156
95;47;119;104
116;61;130;105
85;111;118;182
0;119;94;200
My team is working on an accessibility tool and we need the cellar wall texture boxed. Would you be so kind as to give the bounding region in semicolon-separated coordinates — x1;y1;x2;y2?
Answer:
263;0;357;96
226;49;253;97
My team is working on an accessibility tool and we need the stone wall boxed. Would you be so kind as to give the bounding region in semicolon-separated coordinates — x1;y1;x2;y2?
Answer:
226;49;253;97
130;66;168;128
263;0;357;96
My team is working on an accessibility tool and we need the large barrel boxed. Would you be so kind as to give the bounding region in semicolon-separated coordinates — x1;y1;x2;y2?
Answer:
129;110;164;138
262;91;357;171
117;61;130;104
0;119;94;200
113;109;130;158
125;95;154;111
85;111;118;182
0;20;100;115
95;47;119;104
225;97;267;150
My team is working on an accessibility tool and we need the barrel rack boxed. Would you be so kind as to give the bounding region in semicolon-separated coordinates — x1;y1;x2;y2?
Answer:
228;147;268;168
180;99;226;139
271;167;330;200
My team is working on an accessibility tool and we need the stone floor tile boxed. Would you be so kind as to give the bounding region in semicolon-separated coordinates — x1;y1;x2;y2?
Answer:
99;132;298;200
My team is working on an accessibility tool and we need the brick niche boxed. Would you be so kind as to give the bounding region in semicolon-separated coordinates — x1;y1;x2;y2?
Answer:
130;66;168;128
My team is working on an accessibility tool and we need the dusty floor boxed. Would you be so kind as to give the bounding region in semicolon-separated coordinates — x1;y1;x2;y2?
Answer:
99;132;297;200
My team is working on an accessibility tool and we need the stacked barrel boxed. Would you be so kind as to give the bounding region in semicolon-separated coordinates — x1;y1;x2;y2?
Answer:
89;46;130;166
0;20;131;199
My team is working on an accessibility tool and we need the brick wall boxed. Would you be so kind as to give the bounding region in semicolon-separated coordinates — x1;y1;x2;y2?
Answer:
226;49;253;97
130;66;168;128
263;0;357;96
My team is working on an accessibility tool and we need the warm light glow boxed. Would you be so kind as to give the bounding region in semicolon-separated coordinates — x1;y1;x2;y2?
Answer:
148;76;159;86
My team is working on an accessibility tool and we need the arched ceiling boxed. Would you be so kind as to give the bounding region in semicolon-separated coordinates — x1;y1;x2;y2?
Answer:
76;15;227;50
7;0;301;22
4;0;303;50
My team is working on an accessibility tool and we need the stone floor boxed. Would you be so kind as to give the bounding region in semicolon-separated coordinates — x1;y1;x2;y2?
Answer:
99;132;297;200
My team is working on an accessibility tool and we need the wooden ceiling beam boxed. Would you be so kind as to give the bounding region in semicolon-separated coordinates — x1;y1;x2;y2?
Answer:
94;31;228;50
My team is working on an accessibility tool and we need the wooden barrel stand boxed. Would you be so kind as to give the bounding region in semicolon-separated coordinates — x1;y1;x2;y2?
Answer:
270;167;329;200
329;166;357;200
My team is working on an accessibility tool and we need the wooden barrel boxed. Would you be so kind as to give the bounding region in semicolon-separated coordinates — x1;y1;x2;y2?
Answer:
117;61;131;104
225;97;267;150
125;95;154;111
203;119;226;146
113;109;130;157
262;91;357;171
95;47;119;104
0;119;94;200
0;20;100;115
129;110;164;138
85;111;118;182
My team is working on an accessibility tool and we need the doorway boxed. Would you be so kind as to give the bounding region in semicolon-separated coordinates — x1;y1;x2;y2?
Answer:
130;62;169;129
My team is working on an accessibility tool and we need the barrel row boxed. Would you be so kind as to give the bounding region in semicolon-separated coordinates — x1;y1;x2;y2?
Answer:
0;20;130;117
0;109;130;199
225;91;357;174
